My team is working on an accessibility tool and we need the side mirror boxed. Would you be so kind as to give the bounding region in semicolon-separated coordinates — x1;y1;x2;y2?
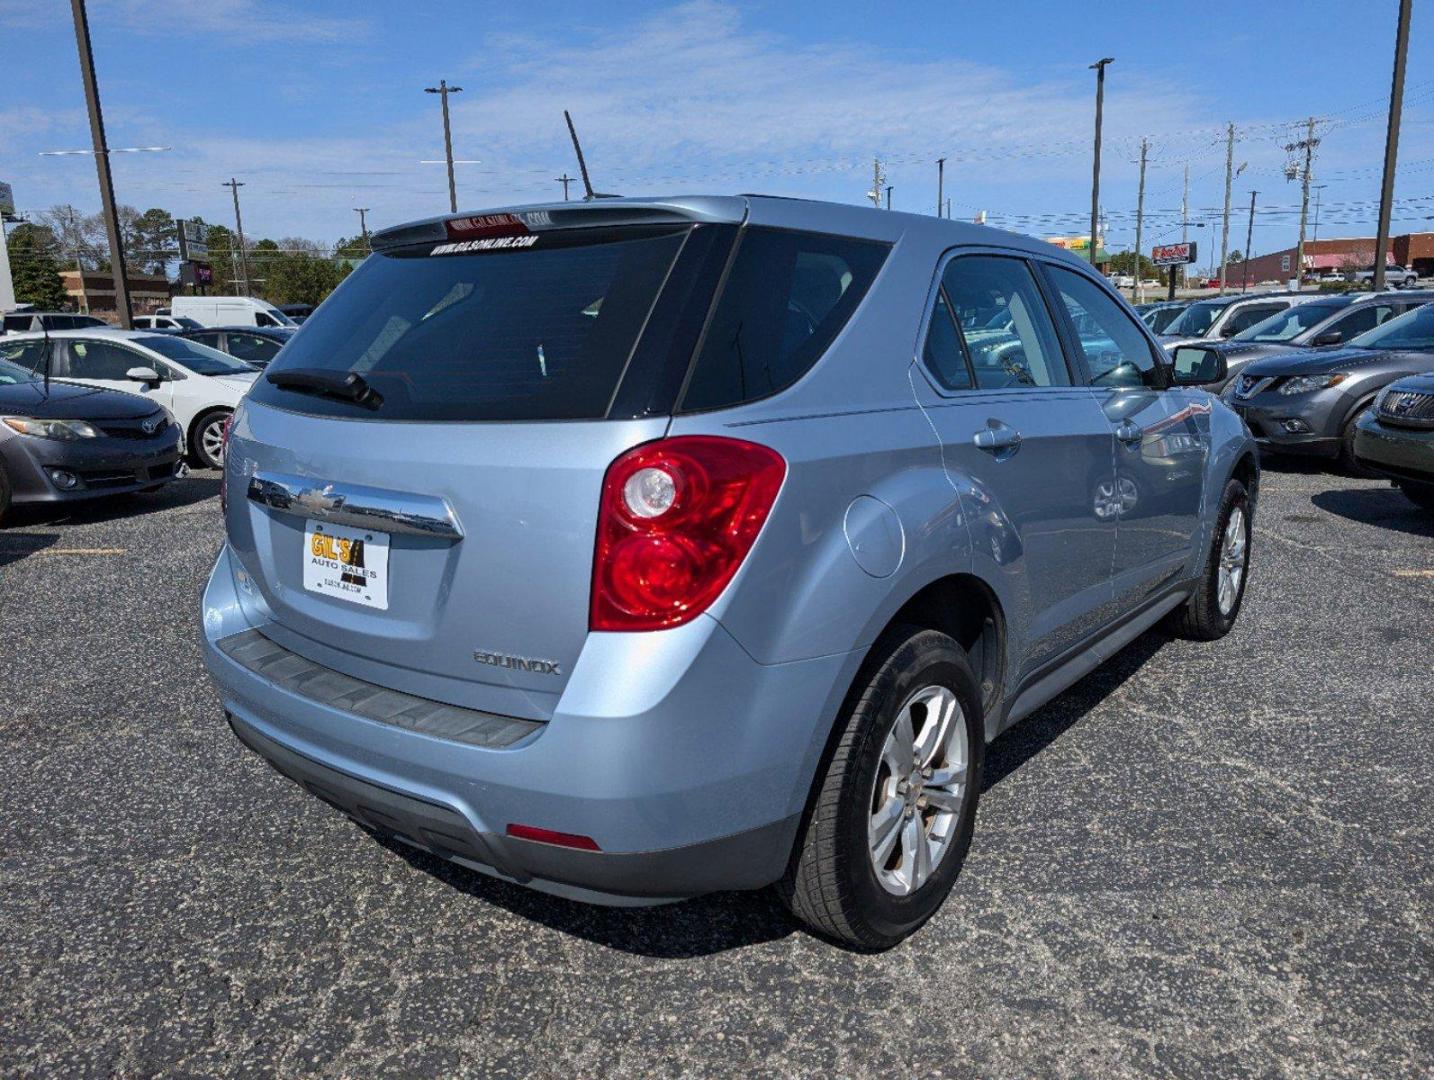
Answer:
1311;330;1343;347
1171;346;1226;387
126;366;161;383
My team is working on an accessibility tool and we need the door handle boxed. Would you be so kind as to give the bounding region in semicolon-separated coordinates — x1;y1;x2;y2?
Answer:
973;422;1022;459
1114;419;1143;447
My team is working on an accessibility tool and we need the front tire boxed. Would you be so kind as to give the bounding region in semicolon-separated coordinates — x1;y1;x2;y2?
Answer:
1167;478;1251;641
190;410;231;470
779;626;983;950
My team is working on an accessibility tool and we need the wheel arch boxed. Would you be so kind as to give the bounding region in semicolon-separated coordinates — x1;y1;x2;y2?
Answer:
187;405;234;461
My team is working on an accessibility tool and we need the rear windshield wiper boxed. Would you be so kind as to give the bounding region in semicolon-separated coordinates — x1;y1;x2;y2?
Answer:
266;368;383;409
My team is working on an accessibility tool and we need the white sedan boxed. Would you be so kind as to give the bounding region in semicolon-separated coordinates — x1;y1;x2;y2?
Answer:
7;329;258;468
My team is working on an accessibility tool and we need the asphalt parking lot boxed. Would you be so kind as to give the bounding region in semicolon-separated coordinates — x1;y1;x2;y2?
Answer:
1;464;1430;1078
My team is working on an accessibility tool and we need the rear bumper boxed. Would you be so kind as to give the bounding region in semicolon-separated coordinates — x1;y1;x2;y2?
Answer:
201;544;859;904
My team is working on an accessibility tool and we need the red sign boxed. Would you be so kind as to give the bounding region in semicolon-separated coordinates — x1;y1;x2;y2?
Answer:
1152;242;1197;267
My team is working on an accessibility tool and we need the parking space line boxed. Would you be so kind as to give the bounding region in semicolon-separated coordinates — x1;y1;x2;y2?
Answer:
32;548;128;557
1392;569;1434;578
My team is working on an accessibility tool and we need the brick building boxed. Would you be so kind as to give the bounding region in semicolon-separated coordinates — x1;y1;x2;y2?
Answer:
1227;231;1434;286
60;269;172;320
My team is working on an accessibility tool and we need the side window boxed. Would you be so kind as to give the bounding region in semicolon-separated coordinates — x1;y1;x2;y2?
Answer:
67;340;144;380
1222;304;1283;337
0;339;44;372
228;333;280;363
680;227;890;411
940;255;1070;388
1332;304;1395;339
921;289;973;390
256;311;279;328
1046;265;1161;389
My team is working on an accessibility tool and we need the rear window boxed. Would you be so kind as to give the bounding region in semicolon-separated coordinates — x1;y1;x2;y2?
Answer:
679;228;889;411
249;225;689;421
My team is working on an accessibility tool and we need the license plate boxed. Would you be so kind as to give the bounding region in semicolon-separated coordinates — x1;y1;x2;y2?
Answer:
303;521;390;610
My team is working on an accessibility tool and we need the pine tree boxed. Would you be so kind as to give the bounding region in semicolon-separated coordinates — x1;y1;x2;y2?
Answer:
8;224;70;310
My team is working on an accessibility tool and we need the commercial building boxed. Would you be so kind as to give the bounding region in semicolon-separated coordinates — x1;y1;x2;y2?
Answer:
60;269;171;318
1227;231;1434;285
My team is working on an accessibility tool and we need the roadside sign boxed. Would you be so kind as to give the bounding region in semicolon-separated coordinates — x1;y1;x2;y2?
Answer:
177;218;209;261
1152;241;1197;266
1280;254;1292;272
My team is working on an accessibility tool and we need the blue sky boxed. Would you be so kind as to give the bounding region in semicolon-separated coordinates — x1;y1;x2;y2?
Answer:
2;0;1431;259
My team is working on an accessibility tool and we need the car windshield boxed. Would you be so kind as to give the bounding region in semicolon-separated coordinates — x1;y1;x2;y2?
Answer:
1163;300;1227;336
133;334;256;376
249;224;691;421
1350;303;1434;350
0;354;40;384
1144;305;1187;333
1233;303;1345;342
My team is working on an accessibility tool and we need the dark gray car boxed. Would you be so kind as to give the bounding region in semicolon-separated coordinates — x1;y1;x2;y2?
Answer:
1174;291;1433;391
1353;372;1434;511
1226;302;1434;471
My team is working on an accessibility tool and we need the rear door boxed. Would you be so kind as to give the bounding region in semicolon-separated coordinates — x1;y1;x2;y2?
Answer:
1042;263;1208;607
228;221;716;720
59;337;174;413
909;251;1117;678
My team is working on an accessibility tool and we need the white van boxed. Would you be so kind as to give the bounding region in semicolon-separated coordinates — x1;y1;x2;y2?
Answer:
170;296;297;329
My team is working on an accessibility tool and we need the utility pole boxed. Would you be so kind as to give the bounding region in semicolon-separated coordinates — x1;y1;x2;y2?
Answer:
555;173;575;201
936;157;945;217
424;79;463;214
1373;0;1413;293
66;207;88;314
945;197;951;220
868;158;886;209
68;0;131;328
885;185;893;210
223;178;250;296
1133;137;1148;302
353;207;370;249
1219;122;1236;296
1089;57;1114;266
1312;185;1327;243
1242;191;1258;293
1180;162;1190;293
1286;117;1319;291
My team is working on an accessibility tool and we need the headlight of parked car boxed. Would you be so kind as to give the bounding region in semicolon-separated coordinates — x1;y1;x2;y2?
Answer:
1;417;101;440
1277;373;1347;396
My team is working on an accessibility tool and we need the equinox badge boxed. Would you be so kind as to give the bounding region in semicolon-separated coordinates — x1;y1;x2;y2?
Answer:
474;650;562;676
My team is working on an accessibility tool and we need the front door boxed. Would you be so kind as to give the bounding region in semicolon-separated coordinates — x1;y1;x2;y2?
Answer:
1041;264;1208;608
910;252;1118;682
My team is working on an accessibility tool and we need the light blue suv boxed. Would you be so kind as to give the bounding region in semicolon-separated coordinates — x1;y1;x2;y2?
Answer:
201;196;1257;948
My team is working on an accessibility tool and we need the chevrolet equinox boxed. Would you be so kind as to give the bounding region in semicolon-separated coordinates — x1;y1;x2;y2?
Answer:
202;196;1258;948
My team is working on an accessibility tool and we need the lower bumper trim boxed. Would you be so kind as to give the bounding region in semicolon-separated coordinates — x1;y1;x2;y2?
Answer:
228;714;799;903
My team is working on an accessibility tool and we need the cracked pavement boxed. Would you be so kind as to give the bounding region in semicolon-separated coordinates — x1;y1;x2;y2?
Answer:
1;463;1430;1078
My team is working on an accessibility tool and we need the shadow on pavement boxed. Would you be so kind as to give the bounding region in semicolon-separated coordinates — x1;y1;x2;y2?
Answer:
382;629;1172;957
0;531;60;568
1311;485;1434;538
0;474;220;533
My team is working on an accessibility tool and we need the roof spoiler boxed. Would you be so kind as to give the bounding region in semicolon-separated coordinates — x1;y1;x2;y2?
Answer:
370;203;738;253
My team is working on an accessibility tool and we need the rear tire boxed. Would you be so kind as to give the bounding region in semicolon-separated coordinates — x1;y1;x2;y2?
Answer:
190;410;231;470
778;626;983;950
1397;480;1434;513
1167;478;1251;641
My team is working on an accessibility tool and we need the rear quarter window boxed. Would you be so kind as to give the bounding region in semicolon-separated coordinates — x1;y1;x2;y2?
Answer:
679;228;889;411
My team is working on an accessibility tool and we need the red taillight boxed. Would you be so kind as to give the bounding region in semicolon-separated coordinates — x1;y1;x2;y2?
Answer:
506;824;601;851
218;413;235;512
590;436;786;632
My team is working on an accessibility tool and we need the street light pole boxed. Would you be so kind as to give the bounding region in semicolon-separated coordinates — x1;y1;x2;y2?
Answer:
1088;57;1114;267
425;79;463;214
936;157;945;218
1373;0;1413;293
68;0;131;328
1243;190;1258;293
223;178;250;296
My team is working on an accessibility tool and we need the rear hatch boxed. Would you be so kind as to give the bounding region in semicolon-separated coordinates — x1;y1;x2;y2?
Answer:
225;203;742;720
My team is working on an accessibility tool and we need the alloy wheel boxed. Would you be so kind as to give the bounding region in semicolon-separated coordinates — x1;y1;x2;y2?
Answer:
868;684;969;896
1217;505;1247;615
